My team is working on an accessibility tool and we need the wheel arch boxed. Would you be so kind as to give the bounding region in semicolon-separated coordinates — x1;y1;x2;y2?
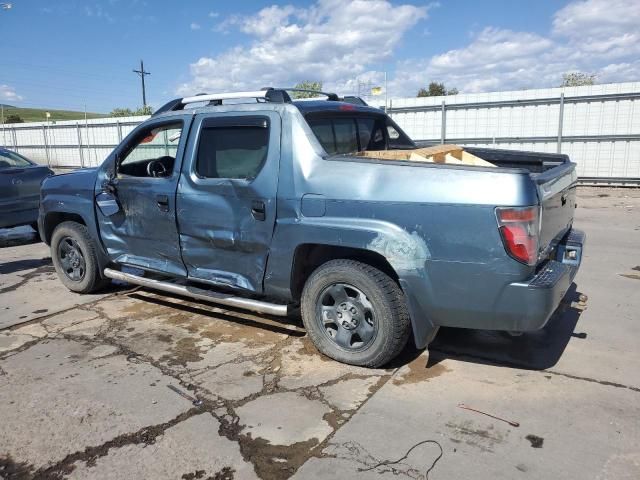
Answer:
42;211;87;245
290;243;399;301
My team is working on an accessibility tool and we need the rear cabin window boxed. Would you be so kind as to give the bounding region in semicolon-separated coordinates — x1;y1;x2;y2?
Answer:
306;114;412;154
196;123;269;180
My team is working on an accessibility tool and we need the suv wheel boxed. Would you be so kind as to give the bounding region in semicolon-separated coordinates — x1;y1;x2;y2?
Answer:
51;221;109;293
301;259;411;367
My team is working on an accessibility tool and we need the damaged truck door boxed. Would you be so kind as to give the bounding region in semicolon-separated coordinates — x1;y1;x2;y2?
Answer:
95;117;192;276
176;112;281;292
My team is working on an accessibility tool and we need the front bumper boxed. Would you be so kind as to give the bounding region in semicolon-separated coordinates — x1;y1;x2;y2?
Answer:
496;228;585;331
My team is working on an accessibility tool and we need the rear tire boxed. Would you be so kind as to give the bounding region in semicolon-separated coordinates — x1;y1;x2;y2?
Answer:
301;259;411;367
51;221;109;293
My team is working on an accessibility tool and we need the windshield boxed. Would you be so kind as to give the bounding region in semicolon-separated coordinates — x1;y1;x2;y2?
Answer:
306;113;414;155
0;150;32;170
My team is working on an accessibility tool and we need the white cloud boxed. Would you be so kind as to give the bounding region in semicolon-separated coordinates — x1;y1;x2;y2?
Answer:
178;0;429;94
0;84;23;103
178;0;640;98
190;22;201;30
392;0;640;95
208;11;219;18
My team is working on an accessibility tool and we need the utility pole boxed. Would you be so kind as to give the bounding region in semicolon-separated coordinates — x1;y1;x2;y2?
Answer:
133;59;150;107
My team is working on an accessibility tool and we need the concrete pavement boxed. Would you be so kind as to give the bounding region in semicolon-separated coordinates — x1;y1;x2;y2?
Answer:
0;187;638;480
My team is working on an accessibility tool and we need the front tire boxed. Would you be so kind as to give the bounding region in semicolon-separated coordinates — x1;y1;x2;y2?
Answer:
301;259;411;367
51;221;109;293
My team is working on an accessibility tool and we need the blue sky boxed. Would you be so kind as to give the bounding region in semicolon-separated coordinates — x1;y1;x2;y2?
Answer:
1;0;639;112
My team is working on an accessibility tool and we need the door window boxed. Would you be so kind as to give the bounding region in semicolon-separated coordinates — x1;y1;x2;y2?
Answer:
196;122;269;180
118;122;183;178
0;150;32;170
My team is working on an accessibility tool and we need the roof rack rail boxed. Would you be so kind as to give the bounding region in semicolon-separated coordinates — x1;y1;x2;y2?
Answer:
151;86;343;117
279;88;340;101
152;88;293;117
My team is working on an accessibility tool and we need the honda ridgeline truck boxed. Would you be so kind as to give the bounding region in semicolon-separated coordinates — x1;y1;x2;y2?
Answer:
38;88;585;367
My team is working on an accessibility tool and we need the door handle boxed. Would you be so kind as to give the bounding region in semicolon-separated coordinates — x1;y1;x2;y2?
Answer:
156;195;170;212
251;200;266;221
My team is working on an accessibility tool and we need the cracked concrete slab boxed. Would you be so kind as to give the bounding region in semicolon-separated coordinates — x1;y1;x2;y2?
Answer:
0;338;190;470
1;188;639;480
236;392;333;446
319;377;381;411
68;413;259;480
192;360;265;401
0;236;107;329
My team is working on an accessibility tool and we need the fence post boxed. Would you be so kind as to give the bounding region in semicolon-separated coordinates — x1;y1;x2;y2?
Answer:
42;124;51;167
440;100;446;144
77;122;85;168
117;120;123;142
557;92;565;153
12;127;19;153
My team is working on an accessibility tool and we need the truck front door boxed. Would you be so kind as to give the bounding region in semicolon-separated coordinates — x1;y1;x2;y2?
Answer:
176;111;280;292
95;117;191;276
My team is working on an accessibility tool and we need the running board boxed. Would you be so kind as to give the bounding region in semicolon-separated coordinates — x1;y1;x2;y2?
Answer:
103;268;289;317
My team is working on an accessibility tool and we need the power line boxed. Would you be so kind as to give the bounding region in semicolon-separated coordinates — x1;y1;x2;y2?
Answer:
133;59;150;107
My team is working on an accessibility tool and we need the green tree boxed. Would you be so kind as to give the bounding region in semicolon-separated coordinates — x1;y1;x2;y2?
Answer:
561;72;597;87
110;106;153;117
417;82;458;97
4;114;24;123
109;107;134;117
292;81;323;98
134;105;153;115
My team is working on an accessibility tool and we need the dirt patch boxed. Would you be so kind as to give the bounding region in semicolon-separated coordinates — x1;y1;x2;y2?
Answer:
212;466;235;479
156;333;173;343
0;455;35;480
446;420;506;452
525;434;544;448
217;413;319;480
620;273;640;281
393;359;451;385
161;337;206;366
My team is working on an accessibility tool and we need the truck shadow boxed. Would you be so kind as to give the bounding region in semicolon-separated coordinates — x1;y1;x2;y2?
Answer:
423;283;586;371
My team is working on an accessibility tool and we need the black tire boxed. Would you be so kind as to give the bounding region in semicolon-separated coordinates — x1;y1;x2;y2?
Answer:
51;221;109;293
301;259;411;367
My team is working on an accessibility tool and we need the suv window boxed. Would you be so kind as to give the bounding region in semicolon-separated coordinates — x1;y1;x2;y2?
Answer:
0;150;32;170
119;122;183;178
196;122;269;180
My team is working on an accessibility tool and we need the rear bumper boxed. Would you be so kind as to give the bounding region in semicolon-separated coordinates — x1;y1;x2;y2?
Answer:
494;228;585;331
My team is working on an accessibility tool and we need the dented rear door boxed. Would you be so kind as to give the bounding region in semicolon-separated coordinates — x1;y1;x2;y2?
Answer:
176;111;281;292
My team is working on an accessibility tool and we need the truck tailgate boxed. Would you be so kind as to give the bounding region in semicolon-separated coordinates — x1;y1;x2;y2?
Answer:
533;161;577;256
464;147;578;260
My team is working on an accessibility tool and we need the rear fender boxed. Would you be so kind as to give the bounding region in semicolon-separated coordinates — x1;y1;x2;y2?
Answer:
266;217;437;347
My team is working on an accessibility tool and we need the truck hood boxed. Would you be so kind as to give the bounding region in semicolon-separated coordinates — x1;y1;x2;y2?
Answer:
42;167;98;193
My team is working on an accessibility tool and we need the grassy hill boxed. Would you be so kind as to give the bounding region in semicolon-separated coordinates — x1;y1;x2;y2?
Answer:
1;106;108;123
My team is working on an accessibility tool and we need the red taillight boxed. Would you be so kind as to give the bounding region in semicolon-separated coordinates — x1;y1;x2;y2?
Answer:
496;206;540;265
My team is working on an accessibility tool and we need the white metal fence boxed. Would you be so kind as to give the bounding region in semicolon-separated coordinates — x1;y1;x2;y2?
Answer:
386;82;640;180
0;115;149;169
1;82;639;179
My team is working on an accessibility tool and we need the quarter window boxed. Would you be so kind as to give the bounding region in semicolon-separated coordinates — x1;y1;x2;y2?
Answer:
196;123;269;180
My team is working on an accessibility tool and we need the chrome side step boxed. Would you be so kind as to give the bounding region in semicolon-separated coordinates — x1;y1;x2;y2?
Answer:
103;268;289;317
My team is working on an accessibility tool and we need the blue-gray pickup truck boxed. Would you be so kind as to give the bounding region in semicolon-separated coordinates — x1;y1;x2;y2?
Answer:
39;88;584;367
